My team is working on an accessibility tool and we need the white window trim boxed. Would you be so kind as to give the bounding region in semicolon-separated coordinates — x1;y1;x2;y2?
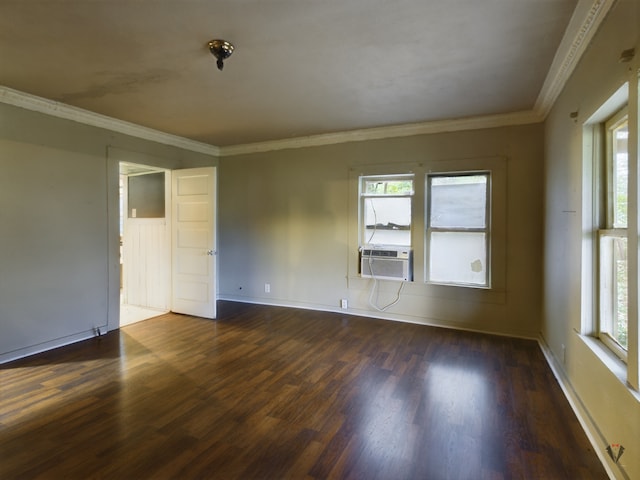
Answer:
582;76;639;391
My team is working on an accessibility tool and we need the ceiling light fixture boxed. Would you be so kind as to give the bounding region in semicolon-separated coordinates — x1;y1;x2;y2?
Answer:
208;39;234;71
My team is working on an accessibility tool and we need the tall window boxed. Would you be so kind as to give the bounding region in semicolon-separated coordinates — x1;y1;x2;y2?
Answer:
599;108;628;359
360;174;414;247
426;172;490;287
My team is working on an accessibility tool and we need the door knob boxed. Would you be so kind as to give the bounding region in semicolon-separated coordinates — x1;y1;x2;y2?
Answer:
207;250;215;256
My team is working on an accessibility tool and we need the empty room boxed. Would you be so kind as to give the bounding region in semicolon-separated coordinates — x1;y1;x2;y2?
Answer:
1;1;639;479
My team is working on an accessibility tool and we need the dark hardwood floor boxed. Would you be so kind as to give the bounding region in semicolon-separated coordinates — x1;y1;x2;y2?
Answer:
1;302;606;479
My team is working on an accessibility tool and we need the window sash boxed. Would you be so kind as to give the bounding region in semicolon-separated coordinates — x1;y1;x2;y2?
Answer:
361;176;414;197
360;174;414;247
598;230;628;359
605;111;629;229
426;172;491;287
428;231;488;286
597;107;629;361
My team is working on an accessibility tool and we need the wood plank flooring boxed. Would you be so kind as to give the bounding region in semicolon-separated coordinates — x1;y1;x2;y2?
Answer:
1;302;606;479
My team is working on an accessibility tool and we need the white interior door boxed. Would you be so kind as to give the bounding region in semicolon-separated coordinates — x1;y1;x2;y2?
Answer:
171;167;217;318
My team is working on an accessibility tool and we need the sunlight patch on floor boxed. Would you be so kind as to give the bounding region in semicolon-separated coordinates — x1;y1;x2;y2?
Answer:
120;304;167;326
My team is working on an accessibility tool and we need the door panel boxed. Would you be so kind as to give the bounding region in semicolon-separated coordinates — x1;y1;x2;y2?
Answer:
171;167;216;318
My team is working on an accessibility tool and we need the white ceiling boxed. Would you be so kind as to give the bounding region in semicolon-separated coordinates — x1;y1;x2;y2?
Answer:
0;1;587;148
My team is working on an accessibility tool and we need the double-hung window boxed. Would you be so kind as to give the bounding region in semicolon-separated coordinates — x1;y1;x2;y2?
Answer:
360;174;414;247
426;172;490;287
598;108;629;360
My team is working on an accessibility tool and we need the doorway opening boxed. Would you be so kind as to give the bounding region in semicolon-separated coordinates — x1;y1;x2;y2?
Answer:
119;162;171;326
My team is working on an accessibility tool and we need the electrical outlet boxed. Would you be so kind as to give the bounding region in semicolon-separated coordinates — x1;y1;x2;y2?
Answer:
340;298;348;309
265;283;271;293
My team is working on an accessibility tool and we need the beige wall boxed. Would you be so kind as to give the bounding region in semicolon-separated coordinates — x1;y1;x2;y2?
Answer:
219;122;543;337
542;0;639;478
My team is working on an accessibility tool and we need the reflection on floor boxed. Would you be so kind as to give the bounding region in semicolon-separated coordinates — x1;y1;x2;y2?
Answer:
0;302;608;479
120;303;167;326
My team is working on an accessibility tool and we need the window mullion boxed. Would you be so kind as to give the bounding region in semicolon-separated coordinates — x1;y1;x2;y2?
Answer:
428;227;487;233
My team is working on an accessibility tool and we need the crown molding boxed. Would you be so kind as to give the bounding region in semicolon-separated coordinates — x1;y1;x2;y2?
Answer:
534;0;615;118
218;110;543;157
0;85;542;159
0;86;220;157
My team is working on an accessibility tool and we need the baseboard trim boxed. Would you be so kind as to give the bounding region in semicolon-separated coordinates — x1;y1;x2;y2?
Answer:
0;329;96;365
537;336;623;480
217;296;538;340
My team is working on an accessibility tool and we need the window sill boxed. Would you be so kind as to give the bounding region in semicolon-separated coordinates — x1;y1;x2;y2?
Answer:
347;275;506;304
578;333;640;403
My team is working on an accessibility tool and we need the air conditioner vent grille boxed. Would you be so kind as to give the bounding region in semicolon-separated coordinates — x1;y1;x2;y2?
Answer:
362;249;397;257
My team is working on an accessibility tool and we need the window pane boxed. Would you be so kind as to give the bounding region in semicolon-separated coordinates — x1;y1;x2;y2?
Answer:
363;179;413;195
600;233;627;350
430;175;487;228
612;122;628;228
613;236;628;348
429;232;487;286
364;197;411;245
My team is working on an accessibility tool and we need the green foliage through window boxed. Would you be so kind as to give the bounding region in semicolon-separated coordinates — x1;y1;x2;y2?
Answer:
363;179;413;195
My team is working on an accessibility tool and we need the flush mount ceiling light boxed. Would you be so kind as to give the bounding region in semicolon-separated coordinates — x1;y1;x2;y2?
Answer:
208;39;234;71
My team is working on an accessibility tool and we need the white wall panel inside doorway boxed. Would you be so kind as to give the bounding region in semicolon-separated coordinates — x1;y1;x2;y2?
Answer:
122;219;169;310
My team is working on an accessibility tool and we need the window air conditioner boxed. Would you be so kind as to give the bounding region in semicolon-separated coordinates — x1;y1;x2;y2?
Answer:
360;247;413;281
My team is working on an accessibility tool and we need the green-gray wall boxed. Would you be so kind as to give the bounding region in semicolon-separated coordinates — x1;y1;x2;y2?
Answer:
0;103;216;361
218;123;543;338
